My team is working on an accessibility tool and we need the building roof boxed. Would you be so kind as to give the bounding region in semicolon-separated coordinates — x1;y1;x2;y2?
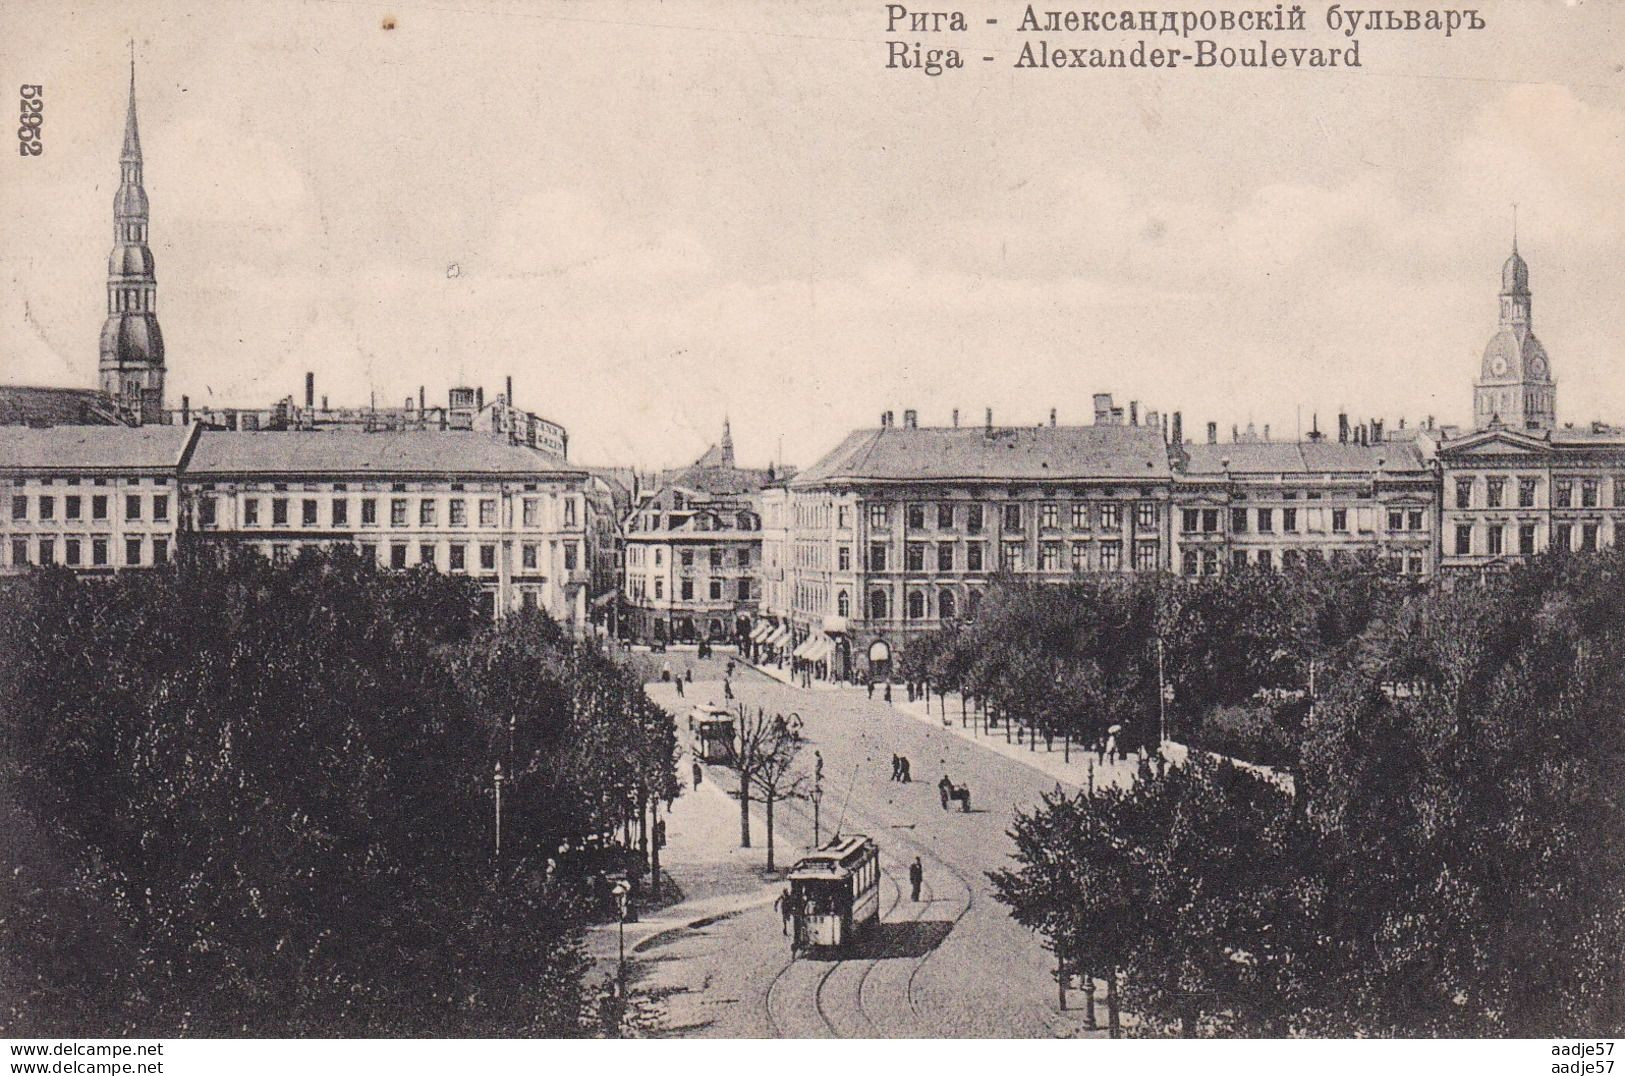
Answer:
1180;439;1429;476
0;386;130;427
0;423;192;471
791;424;1171;486
187;430;584;477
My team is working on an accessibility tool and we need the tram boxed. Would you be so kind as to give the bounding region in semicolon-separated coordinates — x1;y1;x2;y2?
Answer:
787;835;881;954
689;704;736;763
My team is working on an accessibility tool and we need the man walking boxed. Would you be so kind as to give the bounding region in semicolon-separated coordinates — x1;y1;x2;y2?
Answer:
890;754;901;781
775;887;794;936
909;857;924;902
899;756;912;783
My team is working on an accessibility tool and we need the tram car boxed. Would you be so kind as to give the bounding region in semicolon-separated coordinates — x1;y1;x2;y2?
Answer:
689;704;736;763
787;835;881;954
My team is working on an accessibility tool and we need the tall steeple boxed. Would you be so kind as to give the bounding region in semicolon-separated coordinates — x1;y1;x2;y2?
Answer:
1474;227;1553;433
720;416;735;468
99;45;165;424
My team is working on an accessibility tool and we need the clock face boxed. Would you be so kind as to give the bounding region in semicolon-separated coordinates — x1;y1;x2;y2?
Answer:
1491;355;1508;377
1531;357;1548;378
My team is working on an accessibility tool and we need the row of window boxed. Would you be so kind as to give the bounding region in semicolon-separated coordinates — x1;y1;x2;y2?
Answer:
1452;521;1610;557
1181;506;1427;535
1454;475;1625;510
1181;547;1427;575
862;538;1157;572
865;501;1158;533
8;535;166;568
859;586;979;621
626;545;754;569
626;576;752;602
197;494;575;531
12;493;167;523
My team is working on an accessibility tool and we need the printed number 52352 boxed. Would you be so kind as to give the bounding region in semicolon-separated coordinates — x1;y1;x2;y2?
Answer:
18;84;42;156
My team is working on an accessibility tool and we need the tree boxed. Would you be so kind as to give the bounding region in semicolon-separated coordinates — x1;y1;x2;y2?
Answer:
725;706;807;870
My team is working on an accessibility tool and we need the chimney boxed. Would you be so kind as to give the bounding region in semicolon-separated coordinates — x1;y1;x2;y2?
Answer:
1338;412;1349;444
985;407;993;431
1172;411;1183;445
476;386;484;410
952;408;960;428
1263;423;1271;442
1309;413;1323;443
1372;419;1384;442
1049;408;1057;427
1110;407;1124;424
903;409;917;429
1206;421;1218;445
1144;409;1159;431
305;372;315;409
1093;393;1113;424
181;395;190;424
1129;401;1139;426
419;385;426;411
1231;423;1240;443
881;411;893;428
505;375;513;404
1427;414;1435;430
321;395;328;411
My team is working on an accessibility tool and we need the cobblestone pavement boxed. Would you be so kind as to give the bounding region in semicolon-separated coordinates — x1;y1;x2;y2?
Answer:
612;664;1111;1039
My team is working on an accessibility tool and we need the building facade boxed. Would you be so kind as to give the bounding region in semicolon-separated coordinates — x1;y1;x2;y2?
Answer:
782;404;1173;682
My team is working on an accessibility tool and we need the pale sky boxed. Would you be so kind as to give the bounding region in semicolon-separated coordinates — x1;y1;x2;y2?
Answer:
1;0;1621;469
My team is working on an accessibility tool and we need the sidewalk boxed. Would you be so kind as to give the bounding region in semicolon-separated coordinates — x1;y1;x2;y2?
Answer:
741;656;839;691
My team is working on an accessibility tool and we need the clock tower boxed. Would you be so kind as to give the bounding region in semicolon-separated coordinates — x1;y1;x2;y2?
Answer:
1473;240;1554;432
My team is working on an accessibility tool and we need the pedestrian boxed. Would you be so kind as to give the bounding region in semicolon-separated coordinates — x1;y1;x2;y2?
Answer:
909;856;924;902
661;661;672;683
938;774;952;810
675;677;685;697
867;680;875;700
900;756;912;783
775;887;793;935
692;760;703;787
685;667;693;684
727;660;736;678
724;679;734;700
890;754;900;781
883;683;892;704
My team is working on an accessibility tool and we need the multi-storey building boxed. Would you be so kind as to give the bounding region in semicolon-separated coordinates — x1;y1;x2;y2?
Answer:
783;404;1173;682
183;429;594;625
1171;425;1437;577
621;423;776;645
757;481;792;634
0;425;194;573
1437;244;1625;571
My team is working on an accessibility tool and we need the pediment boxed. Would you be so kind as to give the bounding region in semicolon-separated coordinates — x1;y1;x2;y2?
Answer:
1441;429;1550;458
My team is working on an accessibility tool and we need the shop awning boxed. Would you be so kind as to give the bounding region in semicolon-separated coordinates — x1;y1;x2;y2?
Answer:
749;622;773;642
806;636;833;662
767;626;790;648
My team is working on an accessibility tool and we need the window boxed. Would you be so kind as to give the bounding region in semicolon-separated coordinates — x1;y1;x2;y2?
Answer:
939;589;957;620
869;543;888;571
1231;508;1248;533
1041;503;1058;529
449;499;467;526
937;503;954;529
1073;503;1091;530
242;498;260;526
838;506;851;529
9;496;24;521
654;548;663;567
654;578;663;599
125;495;141;521
522;543;537;569
37;538;55;566
1582;480;1599;508
449;544;466;571
1554;523;1572;552
1554;481;1573;509
907;591;926;620
361;498;377;525
737;578;751;600
1257;549;1273;570
563;498;577;527
838;545;851;571
1582;522;1599;552
66;495;82;520
681;579;694;601
906;542;925;572
1487;524;1504;556
1281;549;1299;569
1332;509;1348;533
680;548;694;567
1099;540;1121;571
1519;478;1537;508
480;499;497;527
1137;503;1156;530
267;497;286;526
332;499;348;526
709;547;724;569
1071;540;1088;570
523;498;539;527
966;542;984;572
9;538;27;566
1181;509;1200;533
937;542;954;571
1003;503;1022;531
1134;540;1158;572
1182;548;1198;575
1455;524;1472;556
966;504;983;533
64;538;81;566
390;544;408;569
907;503;926;529
868;503;888;529
1519;524;1537;556
837;591;850;616
302;499;318;526
1455;479;1473;510
420;499;437;526
92;538;107;566
420;543;436;568
701;578;717;600
737;547;750;567
869;589;889;619
1037;540;1060;570
1000;540;1025;571
1408;554;1423;575
1100;504;1120;529
1616;477;1625;508
1409;509;1424;531
563;543;578;570
39;496;54;521
198;497;216;527
1233;550;1248;570
1486;477;1505;508
1280;507;1296;533
1256;508;1273;533
1388;509;1405;531
125;538;142;566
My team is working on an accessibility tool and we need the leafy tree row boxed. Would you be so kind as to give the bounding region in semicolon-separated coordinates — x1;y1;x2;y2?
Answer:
1;546;676;1036
991;550;1625;1036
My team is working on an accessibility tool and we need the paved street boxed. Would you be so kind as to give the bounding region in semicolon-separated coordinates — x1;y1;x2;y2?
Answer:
614;651;1117;1039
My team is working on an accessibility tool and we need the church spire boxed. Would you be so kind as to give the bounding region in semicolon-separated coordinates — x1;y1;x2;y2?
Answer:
720;416;735;468
99;47;165;424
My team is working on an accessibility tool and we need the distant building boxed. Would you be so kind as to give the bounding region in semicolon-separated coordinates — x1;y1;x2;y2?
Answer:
621;421;776;645
782;402;1172;682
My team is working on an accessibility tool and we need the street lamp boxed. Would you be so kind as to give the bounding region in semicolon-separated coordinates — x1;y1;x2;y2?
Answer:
610;879;632;989
493;761;504;865
811;749;825;849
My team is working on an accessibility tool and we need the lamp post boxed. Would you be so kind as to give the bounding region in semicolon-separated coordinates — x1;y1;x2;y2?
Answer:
811;749;825;849
611;879;632;990
493;761;504;865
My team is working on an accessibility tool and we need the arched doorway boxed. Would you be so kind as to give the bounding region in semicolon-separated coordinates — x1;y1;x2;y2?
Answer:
868;639;891;682
834;637;852;681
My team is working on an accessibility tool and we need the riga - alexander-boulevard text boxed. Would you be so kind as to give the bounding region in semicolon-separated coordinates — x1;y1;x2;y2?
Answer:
1013;36;1362;68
